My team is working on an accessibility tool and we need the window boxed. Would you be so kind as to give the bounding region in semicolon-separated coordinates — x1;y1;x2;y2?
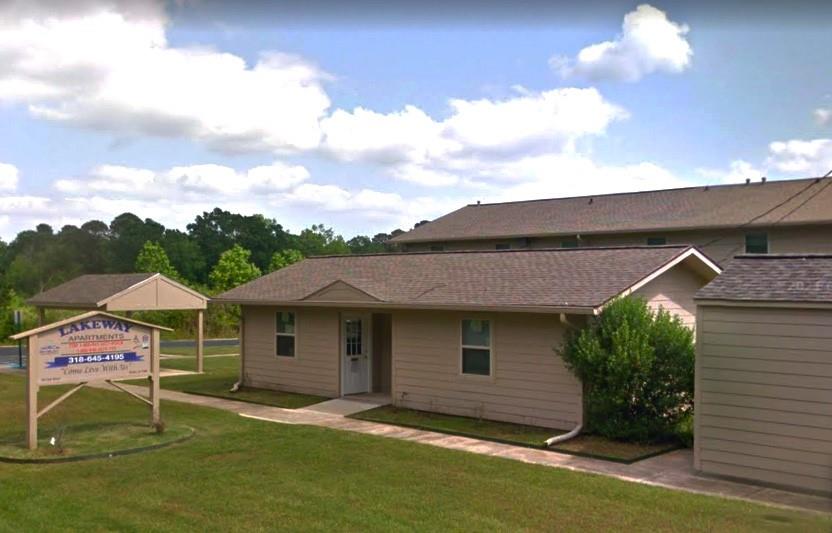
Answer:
461;319;491;376
430;244;445;252
647;236;667;246
745;232;768;254
561;237;579;248
276;311;295;357
495;243;511;250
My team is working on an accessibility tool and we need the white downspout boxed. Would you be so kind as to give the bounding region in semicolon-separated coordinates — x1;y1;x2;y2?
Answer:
545;314;584;447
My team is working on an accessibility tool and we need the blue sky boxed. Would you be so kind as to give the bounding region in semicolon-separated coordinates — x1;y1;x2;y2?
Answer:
0;0;830;240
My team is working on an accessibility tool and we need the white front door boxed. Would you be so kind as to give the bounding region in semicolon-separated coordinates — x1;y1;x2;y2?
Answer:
341;314;371;395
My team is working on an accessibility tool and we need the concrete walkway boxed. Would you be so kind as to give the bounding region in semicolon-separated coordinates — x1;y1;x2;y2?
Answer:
87;381;830;515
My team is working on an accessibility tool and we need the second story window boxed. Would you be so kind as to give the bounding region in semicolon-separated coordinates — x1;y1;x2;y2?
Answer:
561;237;579;248
745;232;768;254
430;244;445;252
647;236;667;246
495;243;511;250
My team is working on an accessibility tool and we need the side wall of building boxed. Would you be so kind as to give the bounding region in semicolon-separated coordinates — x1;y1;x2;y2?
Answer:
402;224;832;265
634;263;709;329
391;310;582;430
241;305;340;397
695;305;832;495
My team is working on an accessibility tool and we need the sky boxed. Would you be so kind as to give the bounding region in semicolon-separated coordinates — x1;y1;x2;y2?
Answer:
0;0;830;241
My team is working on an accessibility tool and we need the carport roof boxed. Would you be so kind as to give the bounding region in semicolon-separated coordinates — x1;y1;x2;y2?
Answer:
696;254;832;304
215;245;720;314
27;272;208;310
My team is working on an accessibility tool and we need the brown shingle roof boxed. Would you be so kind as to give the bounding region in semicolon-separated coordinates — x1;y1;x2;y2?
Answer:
391;177;832;244
27;273;157;307
696;255;832;303
216;245;713;312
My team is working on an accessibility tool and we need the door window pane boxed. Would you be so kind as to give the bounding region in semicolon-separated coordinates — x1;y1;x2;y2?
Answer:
346;319;362;356
462;348;490;375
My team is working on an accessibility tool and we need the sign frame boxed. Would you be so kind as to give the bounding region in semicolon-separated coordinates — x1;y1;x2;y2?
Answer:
11;311;171;450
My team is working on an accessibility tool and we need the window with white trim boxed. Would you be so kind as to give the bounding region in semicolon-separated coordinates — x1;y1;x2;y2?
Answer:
461;319;491;376
276;311;295;357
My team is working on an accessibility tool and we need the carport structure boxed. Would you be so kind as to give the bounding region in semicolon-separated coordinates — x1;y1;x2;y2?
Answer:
27;273;209;372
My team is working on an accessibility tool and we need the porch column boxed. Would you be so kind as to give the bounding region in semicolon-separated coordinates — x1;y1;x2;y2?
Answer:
196;309;204;373
238;310;245;386
37;307;46;326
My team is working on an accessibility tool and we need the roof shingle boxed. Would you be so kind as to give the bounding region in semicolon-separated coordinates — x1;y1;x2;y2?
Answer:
216;245;709;311
27;273;157;307
696;255;832;303
391;177;832;244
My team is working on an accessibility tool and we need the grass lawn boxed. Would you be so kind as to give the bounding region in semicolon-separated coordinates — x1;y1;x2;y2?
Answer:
351;406;676;462
160;344;239;357
0;422;192;461
157;355;327;409
0;373;828;531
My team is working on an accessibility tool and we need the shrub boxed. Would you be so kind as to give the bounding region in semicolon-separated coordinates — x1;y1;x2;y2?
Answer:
558;296;695;443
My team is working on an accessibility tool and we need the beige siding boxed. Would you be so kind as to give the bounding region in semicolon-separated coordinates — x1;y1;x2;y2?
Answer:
634;263;707;328
304;281;379;302
391;310;581;430
695;305;832;495
107;277;207;311
241;305;339;397
403;224;832;265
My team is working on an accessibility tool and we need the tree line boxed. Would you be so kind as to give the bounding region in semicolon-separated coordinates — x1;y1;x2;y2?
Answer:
0;208;419;340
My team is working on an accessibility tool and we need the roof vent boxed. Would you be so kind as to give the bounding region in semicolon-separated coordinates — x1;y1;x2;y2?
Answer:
476;200;481;205
761;176;767;183
704;185;710;191
745;178;751;185
588;197;594;205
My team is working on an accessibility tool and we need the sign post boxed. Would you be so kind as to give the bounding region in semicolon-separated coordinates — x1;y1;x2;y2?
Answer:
11;311;171;450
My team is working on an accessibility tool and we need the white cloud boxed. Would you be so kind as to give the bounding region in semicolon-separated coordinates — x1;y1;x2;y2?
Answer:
697;160;764;184
55;161;311;199
466;155;689;202
0;163;19;190
815;108;832;126
0;160;455;240
322;87;628;187
0;0;330;153
554;4;692;83
767;139;832;176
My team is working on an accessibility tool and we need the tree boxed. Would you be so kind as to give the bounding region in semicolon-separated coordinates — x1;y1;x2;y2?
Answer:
209;245;262;293
188;208;292;273
135;241;180;280
559;296;695;443
268;249;304;272
297;224;350;256
109;213;165;272
161;229;206;284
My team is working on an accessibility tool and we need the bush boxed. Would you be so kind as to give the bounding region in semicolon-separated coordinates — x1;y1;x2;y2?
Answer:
558;296;695;443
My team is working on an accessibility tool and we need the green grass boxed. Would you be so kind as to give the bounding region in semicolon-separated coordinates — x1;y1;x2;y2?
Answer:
0;422;192;461
160;344;239;357
0;373;828;531
351;406;677;462
157;355;327;409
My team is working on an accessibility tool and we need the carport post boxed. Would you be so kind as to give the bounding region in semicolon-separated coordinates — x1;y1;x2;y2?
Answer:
196;309;204;373
26;335;39;450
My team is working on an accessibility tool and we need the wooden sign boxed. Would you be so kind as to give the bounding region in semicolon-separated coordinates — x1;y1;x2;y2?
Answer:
12;311;170;450
36;316;152;385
